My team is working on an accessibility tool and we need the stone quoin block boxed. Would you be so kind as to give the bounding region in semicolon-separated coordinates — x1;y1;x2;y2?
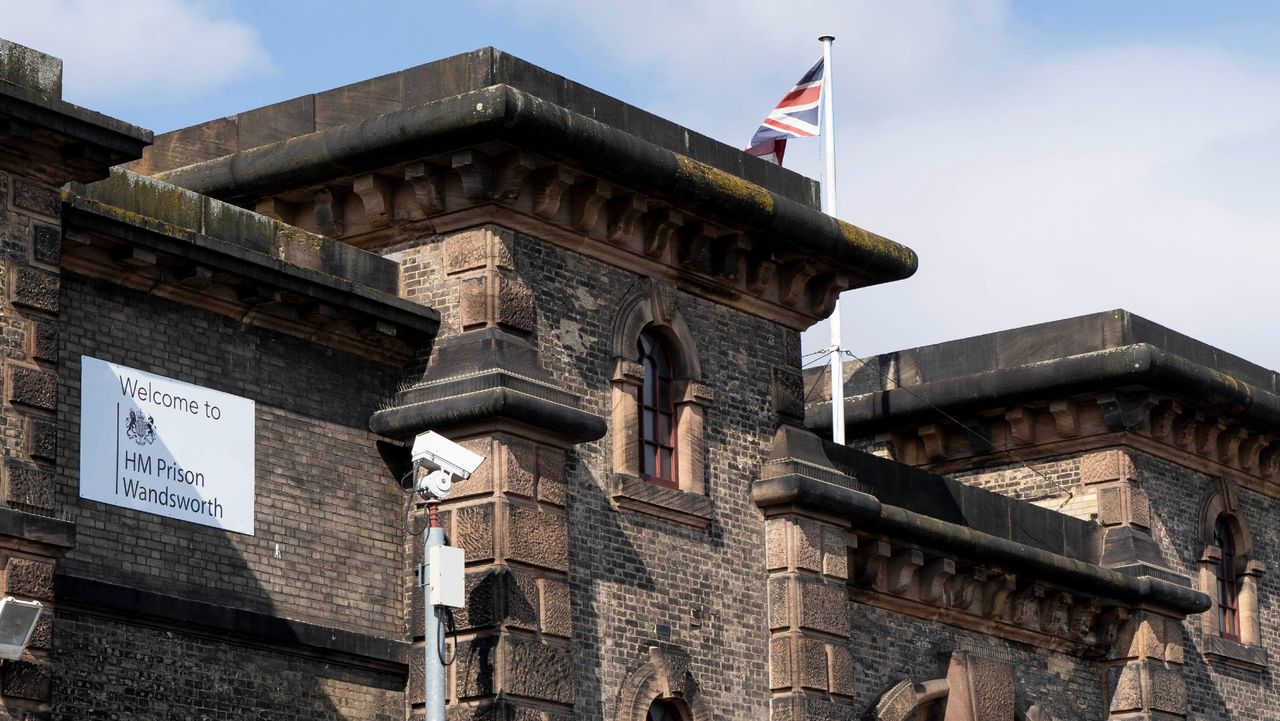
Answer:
449;438;493;500
2;660;51;701
539;576;571;638
503;636;574;704
454;504;496;563
1148;665;1188;715
27;418;57;461
506;569;539;631
1080;450;1136;485
12;267;60;313
770;636;792;690
797;576;849;636
454;635;498;699
11;179;59;219
6;461;54;512
459;275;488;328
502;437;537;498
31;321;57;364
794;518;823;573
800;637;828;691
443;230;491;275
31;222;59;265
4;557;54;600
505;504;568;572
8;363;57;411
535;445;566;506
496;275;535;334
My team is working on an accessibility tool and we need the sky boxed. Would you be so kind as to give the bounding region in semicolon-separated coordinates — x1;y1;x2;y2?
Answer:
6;1;1280;370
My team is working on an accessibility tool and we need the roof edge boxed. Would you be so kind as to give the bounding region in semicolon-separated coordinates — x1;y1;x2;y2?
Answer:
153;85;917;287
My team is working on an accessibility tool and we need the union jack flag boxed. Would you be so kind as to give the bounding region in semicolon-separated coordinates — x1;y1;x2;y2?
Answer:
746;59;824;166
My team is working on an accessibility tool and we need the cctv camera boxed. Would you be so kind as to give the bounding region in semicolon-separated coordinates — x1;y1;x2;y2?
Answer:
410;431;485;500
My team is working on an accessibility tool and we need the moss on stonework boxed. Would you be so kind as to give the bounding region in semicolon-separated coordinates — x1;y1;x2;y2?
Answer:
675;155;775;215
838;220;920;276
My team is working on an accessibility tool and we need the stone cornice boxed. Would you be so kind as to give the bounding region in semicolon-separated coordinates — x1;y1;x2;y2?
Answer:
755;427;1208;656
148;85;915;330
61;180;438;364
0;40;149;184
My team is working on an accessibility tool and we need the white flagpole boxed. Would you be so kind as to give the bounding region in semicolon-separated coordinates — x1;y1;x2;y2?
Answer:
819;34;844;445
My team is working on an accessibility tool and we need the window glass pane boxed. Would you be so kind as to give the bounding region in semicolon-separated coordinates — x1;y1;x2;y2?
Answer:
643;409;656;440
642;444;656;476
657;413;671;443
660;448;673;480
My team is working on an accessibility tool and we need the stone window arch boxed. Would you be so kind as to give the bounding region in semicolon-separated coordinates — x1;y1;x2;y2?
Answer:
616;646;709;721
1198;478;1265;660
610;282;712;497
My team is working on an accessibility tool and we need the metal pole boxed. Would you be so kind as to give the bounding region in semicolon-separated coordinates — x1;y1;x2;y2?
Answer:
819;34;845;445
424;501;446;721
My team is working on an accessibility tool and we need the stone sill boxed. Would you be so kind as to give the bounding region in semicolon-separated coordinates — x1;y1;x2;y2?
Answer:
611;474;713;529
1203;634;1267;672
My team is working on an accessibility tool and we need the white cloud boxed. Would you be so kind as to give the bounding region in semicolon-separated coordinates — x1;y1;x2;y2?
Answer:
499;0;1280;368
3;0;272;106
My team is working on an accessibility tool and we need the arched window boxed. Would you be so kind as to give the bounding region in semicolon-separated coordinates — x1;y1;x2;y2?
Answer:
608;284;714;524
646;698;684;721
638;330;678;488
1214;515;1241;641
1198;478;1265;669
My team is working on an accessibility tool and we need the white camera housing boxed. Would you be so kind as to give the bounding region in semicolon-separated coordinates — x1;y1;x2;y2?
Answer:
411;431;485;500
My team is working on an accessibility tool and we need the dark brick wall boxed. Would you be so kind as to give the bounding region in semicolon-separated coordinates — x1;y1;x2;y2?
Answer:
955;448;1280;719
848;604;1104;718
53;608;402;720
56;274;406;639
391;227;794;721
518;234;790;721
1129;452;1278;721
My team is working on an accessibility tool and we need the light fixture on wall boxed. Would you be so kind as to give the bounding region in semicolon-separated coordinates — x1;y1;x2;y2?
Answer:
0;597;42;660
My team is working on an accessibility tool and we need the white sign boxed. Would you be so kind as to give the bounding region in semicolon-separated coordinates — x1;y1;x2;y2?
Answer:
78;356;256;535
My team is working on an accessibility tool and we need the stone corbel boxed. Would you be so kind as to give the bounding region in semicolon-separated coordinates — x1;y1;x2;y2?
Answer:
1217;425;1248;467
746;253;777;295
531;165;575;218
352;173;394;228
886;548;924;595
1097;391;1158;432
313;188;345;237
606;195;646;244
1068;598;1101;642
675;221;713;272
451;149;493;200
1039;591;1072;637
1171;409;1202;450
642;208;682;258
1010;583;1046;629
778;260;816;307
807;272;849;318
1090;606;1129;650
492;151;538;201
405;161;446;215
945;566;986;611
918;558;955;604
570;178;612;232
854;539;891;587
981;573;1016;619
1196;417;1227;457
1006;407;1036;445
710;234;749;282
1049;399;1080;438
1239;434;1272;473
917;424;947;462
1148;399;1182;441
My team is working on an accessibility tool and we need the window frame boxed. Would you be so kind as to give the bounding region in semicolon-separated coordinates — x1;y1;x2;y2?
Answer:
638;330;679;488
